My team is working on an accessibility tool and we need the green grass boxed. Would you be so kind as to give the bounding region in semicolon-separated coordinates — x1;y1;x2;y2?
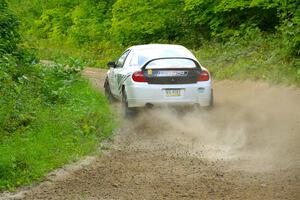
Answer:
0;78;116;191
25;37;124;68
193;37;300;86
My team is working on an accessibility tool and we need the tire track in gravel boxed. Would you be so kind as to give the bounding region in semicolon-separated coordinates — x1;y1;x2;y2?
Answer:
2;67;299;200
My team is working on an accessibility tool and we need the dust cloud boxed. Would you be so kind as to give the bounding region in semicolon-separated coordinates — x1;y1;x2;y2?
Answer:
122;80;300;172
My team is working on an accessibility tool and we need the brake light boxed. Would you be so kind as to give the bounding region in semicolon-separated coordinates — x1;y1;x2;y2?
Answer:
198;70;209;81
132;71;147;82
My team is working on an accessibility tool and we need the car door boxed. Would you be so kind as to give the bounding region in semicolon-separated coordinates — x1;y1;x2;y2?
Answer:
110;50;131;97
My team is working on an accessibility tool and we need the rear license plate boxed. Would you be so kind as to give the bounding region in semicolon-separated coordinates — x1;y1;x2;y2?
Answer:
165;89;182;97
156;71;187;77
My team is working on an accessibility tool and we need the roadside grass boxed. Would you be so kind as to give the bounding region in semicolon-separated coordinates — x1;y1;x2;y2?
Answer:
0;78;116;191
194;37;300;86
26;38;124;68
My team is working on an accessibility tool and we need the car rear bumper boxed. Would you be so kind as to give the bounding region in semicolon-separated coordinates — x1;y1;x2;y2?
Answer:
126;82;212;108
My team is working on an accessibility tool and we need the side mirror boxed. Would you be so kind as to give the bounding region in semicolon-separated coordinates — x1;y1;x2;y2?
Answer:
107;61;116;68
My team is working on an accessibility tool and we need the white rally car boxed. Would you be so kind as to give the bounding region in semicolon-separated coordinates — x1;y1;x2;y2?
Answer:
104;44;213;115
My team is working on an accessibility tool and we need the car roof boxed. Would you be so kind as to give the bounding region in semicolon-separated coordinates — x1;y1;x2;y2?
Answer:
131;44;187;50
128;44;197;61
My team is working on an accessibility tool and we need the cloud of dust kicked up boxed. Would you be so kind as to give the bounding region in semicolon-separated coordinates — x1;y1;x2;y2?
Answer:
124;81;300;172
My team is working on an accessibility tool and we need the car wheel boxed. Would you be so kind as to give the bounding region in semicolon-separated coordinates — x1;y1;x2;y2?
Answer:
209;89;214;107
122;88;137;117
199;89;214;112
104;78;115;103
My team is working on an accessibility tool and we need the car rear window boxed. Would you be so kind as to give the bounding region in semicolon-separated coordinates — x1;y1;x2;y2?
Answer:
130;48;195;66
145;58;198;69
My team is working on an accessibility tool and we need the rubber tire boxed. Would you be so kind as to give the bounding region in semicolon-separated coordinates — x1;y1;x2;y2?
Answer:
200;89;214;111
104;78;115;103
122;89;137;117
209;89;214;107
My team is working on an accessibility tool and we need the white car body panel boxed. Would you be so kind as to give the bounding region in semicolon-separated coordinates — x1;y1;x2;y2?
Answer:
106;44;212;108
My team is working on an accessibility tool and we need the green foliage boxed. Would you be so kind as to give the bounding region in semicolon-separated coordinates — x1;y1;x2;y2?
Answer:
30;0;114;46
0;56;36;136
0;77;115;191
0;47;116;191
38;61;83;105
111;0;185;45
0;0;20;56
0;0;37;136
7;0;298;66
1;56;89;137
34;8;72;40
184;0;281;39
194;34;300;85
68;0;113;45
0;1;115;191
184;0;299;57
278;6;300;57
14;0;117;66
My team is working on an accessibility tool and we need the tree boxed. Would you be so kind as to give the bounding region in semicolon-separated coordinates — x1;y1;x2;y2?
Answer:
111;0;185;45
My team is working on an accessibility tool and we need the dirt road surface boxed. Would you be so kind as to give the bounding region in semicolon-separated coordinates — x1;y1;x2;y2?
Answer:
2;68;300;200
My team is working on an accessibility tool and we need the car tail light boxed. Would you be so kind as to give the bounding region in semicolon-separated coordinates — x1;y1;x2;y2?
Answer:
198;70;209;82
132;71;147;82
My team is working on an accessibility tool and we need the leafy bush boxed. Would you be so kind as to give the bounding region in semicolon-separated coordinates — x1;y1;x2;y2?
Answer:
34;8;72;40
0;1;36;137
279;9;300;57
0;0;20;56
0;56;81;136
0;1;115;191
0;77;115;191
